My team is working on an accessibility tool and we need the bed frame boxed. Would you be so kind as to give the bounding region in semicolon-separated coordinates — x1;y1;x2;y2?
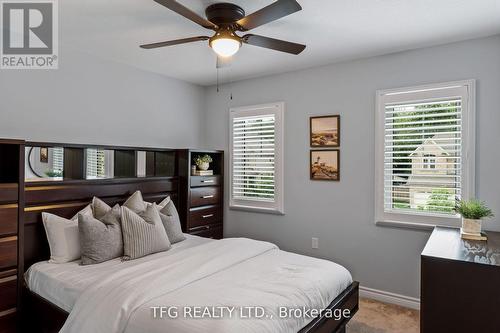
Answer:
17;142;358;333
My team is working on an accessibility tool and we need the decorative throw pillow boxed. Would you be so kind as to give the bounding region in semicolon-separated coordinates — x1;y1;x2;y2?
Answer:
158;200;186;244
123;190;147;213
91;197;112;220
146;196;171;210
78;204;123;265
42;212;81;263
121;204;171;260
71;204;93;221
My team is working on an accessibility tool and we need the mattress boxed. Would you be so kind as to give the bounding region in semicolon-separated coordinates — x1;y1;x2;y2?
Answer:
25;234;213;312
27;236;353;333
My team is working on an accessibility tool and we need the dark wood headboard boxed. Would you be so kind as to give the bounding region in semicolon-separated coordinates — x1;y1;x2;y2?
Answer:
23;177;178;270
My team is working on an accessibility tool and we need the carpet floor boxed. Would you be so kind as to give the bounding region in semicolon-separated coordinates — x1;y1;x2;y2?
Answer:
347;298;419;333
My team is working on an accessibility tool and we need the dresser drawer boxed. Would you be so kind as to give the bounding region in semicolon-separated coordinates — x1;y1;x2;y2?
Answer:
188;205;221;229
190;175;221;188
0;276;16;312
0;205;17;237
189;224;223;239
0;237;17;271
190;187;221;207
0;308;16;333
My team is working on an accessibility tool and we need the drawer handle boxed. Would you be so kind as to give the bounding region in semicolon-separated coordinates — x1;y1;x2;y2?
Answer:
202;195;214;199
202;214;214;218
190;225;211;232
201;180;214;183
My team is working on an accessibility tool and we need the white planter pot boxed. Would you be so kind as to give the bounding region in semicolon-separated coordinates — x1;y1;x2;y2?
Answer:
462;218;482;234
197;162;210;171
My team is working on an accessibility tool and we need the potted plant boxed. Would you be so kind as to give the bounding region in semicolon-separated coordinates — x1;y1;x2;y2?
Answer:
194;154;213;171
455;199;494;235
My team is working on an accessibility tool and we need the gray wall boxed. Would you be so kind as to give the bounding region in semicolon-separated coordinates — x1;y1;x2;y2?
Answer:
0;49;205;148
202;35;500;299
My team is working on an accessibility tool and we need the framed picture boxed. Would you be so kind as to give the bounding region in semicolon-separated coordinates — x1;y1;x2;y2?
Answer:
310;150;340;181
310;115;340;147
40;147;48;163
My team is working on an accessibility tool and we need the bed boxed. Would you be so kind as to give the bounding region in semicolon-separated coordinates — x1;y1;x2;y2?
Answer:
20;168;358;333
25;234;356;333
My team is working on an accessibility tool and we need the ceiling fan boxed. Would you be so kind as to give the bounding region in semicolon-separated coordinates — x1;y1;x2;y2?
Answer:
140;0;306;58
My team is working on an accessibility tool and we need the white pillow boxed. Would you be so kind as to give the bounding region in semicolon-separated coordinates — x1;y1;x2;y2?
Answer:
43;205;93;264
42;213;81;263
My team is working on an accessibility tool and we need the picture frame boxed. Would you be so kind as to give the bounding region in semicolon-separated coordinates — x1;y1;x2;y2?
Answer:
310;150;340;181
40;147;48;163
310;115;340;147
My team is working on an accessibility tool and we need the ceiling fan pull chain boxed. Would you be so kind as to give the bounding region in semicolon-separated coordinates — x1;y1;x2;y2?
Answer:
216;64;219;93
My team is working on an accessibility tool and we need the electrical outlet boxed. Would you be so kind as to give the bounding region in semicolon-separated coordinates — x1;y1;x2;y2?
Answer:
312;237;319;249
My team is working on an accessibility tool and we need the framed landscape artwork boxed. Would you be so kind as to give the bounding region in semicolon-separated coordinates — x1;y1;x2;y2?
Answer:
310;150;340;181
310;115;340;147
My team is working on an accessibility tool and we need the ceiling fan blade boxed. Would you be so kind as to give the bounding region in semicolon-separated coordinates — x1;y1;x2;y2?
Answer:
242;34;305;55
140;36;209;49
236;0;301;31
154;0;218;30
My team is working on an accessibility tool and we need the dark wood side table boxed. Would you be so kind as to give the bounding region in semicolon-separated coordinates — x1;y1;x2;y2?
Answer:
421;227;500;333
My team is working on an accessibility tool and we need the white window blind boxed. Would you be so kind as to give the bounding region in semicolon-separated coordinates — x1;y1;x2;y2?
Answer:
229;103;284;214
86;149;105;178
375;81;475;227
86;149;113;179
51;148;64;175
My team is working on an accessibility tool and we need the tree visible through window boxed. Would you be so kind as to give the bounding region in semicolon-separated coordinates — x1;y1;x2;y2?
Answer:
376;81;475;226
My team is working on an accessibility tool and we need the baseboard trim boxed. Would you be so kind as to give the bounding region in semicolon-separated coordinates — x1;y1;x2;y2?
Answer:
359;286;420;310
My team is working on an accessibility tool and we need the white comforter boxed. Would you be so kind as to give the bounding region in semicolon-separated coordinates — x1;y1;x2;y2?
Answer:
60;238;352;333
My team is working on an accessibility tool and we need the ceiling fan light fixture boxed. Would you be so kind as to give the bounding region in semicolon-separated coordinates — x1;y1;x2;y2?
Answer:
209;30;241;57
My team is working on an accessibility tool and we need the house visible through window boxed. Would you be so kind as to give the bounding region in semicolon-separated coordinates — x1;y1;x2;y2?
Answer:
229;102;284;214
375;81;475;227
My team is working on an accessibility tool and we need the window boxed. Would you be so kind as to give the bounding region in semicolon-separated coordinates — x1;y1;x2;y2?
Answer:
423;154;436;169
229;102;284;214
375;81;475;227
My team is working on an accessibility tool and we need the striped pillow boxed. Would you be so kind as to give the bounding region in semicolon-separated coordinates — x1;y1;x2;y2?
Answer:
121;203;171;260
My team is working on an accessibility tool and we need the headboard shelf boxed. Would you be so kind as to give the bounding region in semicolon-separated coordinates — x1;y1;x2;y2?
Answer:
25;141;177;152
25;141;179;182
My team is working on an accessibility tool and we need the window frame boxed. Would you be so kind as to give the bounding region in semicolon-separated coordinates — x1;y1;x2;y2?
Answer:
375;80;475;229
423;154;436;170
229;102;285;215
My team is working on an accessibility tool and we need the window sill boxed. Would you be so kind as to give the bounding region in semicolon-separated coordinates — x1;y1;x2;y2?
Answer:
229;205;285;215
375;220;458;231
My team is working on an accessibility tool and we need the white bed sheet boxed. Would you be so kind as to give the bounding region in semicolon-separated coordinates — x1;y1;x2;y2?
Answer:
25;234;212;312
27;236;353;333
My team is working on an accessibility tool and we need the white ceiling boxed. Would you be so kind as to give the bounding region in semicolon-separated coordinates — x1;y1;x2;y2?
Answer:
62;0;500;86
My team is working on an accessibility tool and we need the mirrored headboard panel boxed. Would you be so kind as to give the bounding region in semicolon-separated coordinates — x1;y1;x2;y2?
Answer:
25;142;177;182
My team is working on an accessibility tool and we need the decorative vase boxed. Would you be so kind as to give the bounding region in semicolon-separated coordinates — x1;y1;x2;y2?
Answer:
198;162;210;171
462;218;482;235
